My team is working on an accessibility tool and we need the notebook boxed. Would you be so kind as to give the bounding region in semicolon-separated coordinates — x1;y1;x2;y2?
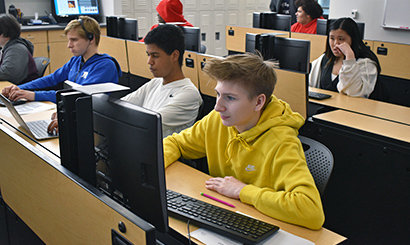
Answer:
0;93;58;140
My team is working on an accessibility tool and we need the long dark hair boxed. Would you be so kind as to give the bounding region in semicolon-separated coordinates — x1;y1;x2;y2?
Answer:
325;17;381;74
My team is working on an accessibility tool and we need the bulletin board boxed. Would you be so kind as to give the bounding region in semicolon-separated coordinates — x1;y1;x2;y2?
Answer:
382;0;410;30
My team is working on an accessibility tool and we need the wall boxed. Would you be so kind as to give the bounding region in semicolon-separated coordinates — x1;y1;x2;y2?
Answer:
329;0;410;45
5;0;49;17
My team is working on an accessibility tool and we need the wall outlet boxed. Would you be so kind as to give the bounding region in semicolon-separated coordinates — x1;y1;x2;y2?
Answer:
351;9;358;19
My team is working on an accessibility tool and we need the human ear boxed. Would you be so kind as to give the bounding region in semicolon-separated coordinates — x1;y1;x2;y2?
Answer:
171;50;180;63
254;94;266;111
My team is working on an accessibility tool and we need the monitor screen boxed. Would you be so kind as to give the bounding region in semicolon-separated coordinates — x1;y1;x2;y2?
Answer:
179;26;201;52
273;37;310;73
273;14;291;31
118;18;139;41
53;0;100;16
92;94;168;233
316;19;328;35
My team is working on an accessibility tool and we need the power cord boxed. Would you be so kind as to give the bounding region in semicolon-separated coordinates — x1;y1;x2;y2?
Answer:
187;219;192;245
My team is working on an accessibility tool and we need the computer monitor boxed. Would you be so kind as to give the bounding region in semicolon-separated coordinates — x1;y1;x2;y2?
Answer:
245;33;276;60
273;14;291;31
179;26;201;52
273;37;310;73
316;19;328;35
57;89;169;234
106;16;119;38
252;12;276;29
51;0;100;22
118;18;139;41
92;94;168;233
327;19;365;39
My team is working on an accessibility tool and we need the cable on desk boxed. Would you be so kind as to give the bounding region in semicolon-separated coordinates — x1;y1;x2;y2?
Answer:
0;118;59;159
187;219;192;245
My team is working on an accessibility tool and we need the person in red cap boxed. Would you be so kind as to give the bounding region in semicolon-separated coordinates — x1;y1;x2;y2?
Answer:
140;0;193;42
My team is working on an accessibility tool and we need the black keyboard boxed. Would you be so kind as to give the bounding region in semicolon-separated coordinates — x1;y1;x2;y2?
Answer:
308;91;332;100
167;189;279;244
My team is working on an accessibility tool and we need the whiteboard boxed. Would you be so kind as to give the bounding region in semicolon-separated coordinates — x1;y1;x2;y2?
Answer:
382;0;410;30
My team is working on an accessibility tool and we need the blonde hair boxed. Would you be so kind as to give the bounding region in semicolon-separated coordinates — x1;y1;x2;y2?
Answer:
203;52;278;101
64;16;101;45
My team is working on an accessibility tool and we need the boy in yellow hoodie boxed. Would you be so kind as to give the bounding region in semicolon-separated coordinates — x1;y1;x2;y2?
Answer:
163;53;325;230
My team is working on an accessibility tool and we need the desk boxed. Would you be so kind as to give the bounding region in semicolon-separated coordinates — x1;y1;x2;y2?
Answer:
300;109;410;244
0;82;59;160
0;94;346;244
166;162;346;245
309;87;410;126
312;110;410;143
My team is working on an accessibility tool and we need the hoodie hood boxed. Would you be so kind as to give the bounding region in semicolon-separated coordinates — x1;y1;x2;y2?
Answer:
5;37;35;55
156;0;188;23
239;95;304;140
224;95;305;162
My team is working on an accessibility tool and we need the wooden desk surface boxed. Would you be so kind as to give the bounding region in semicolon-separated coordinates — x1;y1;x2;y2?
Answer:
313;110;410;144
0;81;59;161
0;125;152;245
166;161;346;245
309;87;410;126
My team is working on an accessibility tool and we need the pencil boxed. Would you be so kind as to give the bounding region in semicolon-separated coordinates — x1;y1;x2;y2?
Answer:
200;192;236;208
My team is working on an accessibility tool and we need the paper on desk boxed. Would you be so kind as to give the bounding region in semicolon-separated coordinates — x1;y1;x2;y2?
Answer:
191;228;315;245
0;102;55;117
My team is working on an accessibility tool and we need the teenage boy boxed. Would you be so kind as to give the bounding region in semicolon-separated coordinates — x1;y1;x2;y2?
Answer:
2;16;121;103
163;53;325;229
0;14;39;85
121;24;202;137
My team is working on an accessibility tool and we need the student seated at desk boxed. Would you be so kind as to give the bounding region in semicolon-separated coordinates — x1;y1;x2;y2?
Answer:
1;16;121;103
121;24;202;137
163;53;325;230
0;14;39;85
309;17;381;98
46;24;201;137
291;0;324;34
140;0;193;42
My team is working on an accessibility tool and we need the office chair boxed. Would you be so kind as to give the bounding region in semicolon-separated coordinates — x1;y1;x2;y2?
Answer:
33;57;51;77
200;44;207;54
298;135;334;195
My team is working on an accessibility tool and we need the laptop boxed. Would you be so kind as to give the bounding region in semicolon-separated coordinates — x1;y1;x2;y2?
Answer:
0;93;58;140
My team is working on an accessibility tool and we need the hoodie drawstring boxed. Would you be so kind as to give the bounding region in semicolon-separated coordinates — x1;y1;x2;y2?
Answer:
225;136;253;163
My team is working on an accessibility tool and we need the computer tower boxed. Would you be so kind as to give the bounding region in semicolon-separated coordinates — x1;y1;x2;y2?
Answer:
245;33;262;53
260;33;276;60
106;16;119;38
252;12;261;28
57;91;96;186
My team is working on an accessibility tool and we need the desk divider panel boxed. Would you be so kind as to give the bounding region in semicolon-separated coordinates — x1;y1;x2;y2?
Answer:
99;35;129;73
374;41;410;79
127;40;153;79
0;125;154;245
196;54;307;119
196;53;219;97
290;32;326;62
183;51;199;88
226;26;289;53
274;69;308;119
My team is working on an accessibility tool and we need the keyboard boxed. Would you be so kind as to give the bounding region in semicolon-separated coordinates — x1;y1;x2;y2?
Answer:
308;91;332;100
167;189;279;244
0;99;26;107
26;119;56;139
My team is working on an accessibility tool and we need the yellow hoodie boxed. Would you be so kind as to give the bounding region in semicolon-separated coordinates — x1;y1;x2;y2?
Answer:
163;95;325;230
